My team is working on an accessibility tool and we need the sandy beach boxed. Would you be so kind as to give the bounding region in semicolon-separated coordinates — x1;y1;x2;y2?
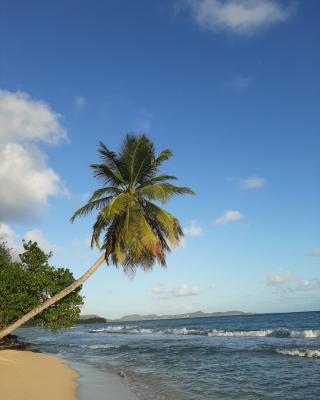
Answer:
0;350;78;400
0;350;139;400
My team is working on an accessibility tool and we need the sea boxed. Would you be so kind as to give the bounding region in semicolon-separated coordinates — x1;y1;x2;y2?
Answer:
17;311;320;400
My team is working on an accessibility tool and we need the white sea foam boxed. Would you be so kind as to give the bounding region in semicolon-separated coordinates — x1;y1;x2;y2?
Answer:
276;349;320;358
88;326;320;338
208;329;272;337
291;330;320;338
68;343;118;349
86;344;118;349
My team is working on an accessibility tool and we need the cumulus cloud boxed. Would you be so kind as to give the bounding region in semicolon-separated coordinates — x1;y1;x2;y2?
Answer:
181;0;294;35
0;90;65;144
24;228;60;253
184;221;203;236
266;271;295;287
151;284;166;296
0;222;20;258
172;284;201;297
240;175;266;189
151;283;201;298
311;248;320;257
0;223;58;258
266;271;320;293
0;144;61;221
215;210;244;225
0;90;66;222
296;279;320;291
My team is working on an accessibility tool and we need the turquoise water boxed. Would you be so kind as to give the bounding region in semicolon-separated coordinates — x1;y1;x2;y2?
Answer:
17;311;320;399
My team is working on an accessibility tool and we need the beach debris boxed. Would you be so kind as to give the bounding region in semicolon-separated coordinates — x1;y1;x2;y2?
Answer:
118;370;127;379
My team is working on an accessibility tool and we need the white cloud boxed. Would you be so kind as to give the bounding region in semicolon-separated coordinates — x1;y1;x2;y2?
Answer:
0;222;21;258
296;279;320;291
172;284;201;297
266;271;295;287
151;284;166;296
215;210;244;225
311;248;320;257
266;271;320;293
182;0;294;35
0;144;61;221
0;90;66;222
0;90;65;144
0;223;58;258
24;228;60;253
74;96;86;110
184;221;203;236
241;175;266;189
151;283;201;298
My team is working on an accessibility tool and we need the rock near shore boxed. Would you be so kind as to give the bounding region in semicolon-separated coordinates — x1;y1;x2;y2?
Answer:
0;334;32;351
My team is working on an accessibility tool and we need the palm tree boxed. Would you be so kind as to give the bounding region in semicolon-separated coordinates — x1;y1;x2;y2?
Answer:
0;134;194;339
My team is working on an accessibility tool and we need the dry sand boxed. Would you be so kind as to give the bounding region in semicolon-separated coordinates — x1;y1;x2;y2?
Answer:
0;350;78;400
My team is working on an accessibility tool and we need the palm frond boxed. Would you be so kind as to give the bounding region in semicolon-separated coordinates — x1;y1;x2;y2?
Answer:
70;197;113;223
90;163;125;186
137;174;177;188
144;201;183;246
119;134;155;185
154;149;173;166
101;193;130;219
138;183;195;203
101;215;123;260
91;213;111;248
71;134;195;271
97;142;120;169
88;187;122;202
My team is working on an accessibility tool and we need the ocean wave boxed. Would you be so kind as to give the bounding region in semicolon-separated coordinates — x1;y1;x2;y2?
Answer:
209;329;320;338
86;344;119;349
276;349;320;358
208;329;273;337
88;326;320;338
67;343;118;349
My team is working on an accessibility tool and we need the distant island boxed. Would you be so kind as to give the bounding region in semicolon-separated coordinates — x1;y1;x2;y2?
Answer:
77;311;254;324
110;310;254;322
76;315;107;324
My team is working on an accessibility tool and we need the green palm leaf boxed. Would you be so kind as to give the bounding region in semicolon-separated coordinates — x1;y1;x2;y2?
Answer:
70;197;113;223
138;183;195;203
71;134;194;271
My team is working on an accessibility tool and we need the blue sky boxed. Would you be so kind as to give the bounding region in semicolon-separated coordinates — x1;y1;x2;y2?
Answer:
0;0;319;318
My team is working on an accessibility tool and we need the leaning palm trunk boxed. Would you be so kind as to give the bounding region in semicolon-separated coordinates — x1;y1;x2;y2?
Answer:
0;135;193;340
0;255;105;340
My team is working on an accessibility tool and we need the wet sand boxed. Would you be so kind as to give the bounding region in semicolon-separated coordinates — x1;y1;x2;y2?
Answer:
72;361;139;400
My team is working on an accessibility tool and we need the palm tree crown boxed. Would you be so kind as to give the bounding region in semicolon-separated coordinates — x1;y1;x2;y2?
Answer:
71;134;194;272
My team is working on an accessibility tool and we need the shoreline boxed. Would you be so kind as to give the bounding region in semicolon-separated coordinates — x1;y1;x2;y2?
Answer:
71;360;139;400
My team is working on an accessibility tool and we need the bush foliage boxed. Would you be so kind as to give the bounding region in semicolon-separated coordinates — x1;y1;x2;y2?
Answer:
0;240;83;331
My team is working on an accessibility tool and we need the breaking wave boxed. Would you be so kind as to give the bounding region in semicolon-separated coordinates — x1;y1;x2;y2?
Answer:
276;349;320;358
88;326;320;338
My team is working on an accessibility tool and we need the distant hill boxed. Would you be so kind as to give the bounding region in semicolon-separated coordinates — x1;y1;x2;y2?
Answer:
111;310;254;322
76;315;107;324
